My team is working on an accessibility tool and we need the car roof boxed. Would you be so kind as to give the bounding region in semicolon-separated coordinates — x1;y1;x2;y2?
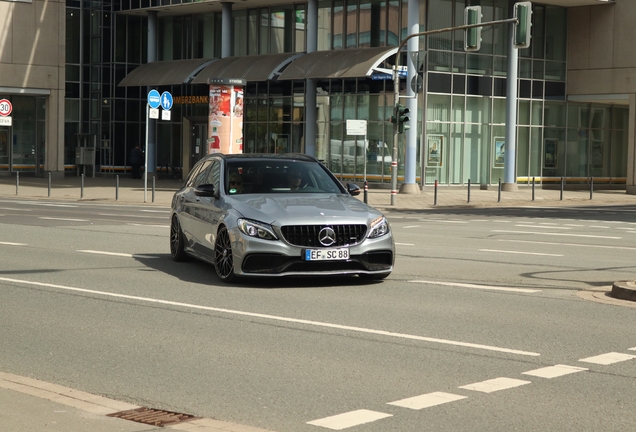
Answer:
204;153;318;163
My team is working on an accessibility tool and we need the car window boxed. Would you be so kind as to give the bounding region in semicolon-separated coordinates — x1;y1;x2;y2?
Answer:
225;160;346;194
192;161;213;188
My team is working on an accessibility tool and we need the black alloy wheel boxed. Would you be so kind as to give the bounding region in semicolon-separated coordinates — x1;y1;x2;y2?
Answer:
214;225;236;282
170;215;188;262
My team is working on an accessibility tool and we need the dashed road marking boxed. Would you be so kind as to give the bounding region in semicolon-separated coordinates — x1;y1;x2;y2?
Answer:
409;280;541;294
0;241;27;246
498;239;636;251
76;250;158;259
127;223;169;228
522;364;588;379
492;229;620;239
515;224;571;230
306;409;392;430
387;392;467;410
395;242;415;246
39;217;89;222
459;377;531;393
579;352;636;365
99;213;167;219
403;226;420;229
479;249;563;257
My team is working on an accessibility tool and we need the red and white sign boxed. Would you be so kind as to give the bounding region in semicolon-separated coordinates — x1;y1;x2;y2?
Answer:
0;99;12;117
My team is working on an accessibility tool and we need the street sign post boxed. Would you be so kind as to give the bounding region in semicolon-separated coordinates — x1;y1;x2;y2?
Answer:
0;99;13;116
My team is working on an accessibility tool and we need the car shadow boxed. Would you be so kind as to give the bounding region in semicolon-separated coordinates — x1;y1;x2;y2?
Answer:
135;254;382;288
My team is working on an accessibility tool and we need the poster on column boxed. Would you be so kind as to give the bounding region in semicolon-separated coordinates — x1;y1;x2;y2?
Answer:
208;79;245;155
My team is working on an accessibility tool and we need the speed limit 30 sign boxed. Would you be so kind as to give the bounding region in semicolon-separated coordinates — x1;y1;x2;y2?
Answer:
0;99;12;117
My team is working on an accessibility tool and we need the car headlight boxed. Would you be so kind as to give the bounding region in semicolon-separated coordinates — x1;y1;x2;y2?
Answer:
238;219;278;241
368;216;390;239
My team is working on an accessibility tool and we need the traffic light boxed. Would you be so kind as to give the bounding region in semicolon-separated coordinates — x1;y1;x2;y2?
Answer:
396;103;410;134
514;1;532;49
464;6;482;52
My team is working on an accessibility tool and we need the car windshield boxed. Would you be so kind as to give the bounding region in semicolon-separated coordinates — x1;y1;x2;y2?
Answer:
225;160;345;195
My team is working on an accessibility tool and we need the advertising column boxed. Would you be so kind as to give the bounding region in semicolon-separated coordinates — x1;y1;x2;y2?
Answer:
208;78;245;154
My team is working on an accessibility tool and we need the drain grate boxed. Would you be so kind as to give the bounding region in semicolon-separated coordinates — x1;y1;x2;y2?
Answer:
107;407;199;427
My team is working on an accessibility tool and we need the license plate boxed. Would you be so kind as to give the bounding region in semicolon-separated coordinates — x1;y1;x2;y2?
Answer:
304;248;349;261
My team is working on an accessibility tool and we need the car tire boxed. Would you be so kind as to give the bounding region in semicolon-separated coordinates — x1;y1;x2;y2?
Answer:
170;215;189;262
214;225;236;283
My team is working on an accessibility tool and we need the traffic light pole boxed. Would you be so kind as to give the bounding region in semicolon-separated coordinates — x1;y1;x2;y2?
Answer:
390;17;517;206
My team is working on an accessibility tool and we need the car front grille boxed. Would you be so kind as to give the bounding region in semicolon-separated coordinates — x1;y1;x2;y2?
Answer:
280;224;367;247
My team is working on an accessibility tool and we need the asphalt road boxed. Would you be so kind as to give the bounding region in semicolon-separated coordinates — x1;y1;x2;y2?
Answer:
1;198;635;431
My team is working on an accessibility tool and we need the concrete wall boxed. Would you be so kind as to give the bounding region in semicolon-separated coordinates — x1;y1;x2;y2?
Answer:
0;0;66;174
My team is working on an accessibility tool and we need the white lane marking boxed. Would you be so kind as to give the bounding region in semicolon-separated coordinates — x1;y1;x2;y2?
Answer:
127;223;169;228
539;222;558;225
522;364;588;379
140;209;170;213
492;230;621;239
0;276;541;357
0;241;28;246
409;280;541;294
479;249;563;257
515;224;571;230
76;250;158;259
617;227;636;231
629;347;636;351
498;239;636;251
470;220;488;222
459;377;531;393
564;224;584;227
579;352;636;365
3;208;32;211
307;410;392;430
99;214;168;219
403;226;420;229
589;226;609;229
39;217;89;222
425;219;467;224
34;204;78;208
395;242;415;246
387;392;467;410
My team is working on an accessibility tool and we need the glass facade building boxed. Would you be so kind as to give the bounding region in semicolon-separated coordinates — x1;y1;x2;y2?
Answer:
54;0;628;187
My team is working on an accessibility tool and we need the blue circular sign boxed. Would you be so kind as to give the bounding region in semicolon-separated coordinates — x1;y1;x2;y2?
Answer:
147;89;161;109
160;91;173;111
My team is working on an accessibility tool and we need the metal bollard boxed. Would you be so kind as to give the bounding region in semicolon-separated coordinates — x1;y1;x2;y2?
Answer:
48;172;51;198
467;179;471;203
497;178;501;202
532;176;535;201
116;175;119;201
81;174;85;199
560;176;564;201
15;172;19;195
590;177;593;200
363;180;368;204
152;176;156;203
434;180;438;206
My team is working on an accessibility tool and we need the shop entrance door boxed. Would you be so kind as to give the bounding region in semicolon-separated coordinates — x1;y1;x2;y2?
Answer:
191;123;207;169
0;129;8;172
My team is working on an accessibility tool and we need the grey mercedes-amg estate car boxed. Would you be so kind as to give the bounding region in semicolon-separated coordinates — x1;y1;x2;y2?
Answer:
170;153;394;282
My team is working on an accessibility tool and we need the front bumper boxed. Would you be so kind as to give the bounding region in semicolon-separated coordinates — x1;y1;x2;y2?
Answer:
230;227;395;277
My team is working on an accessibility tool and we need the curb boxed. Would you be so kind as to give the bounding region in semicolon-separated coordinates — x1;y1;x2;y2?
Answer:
610;281;636;302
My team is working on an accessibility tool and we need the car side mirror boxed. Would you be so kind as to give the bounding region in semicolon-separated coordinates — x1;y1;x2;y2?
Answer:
194;183;216;197
346;183;361;196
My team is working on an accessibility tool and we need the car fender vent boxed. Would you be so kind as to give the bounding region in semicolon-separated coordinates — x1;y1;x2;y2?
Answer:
107;407;199;426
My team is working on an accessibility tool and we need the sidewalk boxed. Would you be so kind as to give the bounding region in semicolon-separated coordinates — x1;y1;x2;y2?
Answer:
1;174;636;210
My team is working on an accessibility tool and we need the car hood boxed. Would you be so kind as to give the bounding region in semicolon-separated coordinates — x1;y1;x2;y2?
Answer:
227;194;383;225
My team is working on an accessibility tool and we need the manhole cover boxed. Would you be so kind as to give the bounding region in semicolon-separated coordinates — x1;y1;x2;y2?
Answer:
107;407;199;426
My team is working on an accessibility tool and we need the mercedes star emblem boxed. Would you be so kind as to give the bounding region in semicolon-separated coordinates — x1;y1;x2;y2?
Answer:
318;227;336;246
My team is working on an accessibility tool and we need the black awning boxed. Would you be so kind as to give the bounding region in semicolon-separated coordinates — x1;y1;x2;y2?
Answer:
191;52;303;84
277;47;398;80
118;58;214;87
